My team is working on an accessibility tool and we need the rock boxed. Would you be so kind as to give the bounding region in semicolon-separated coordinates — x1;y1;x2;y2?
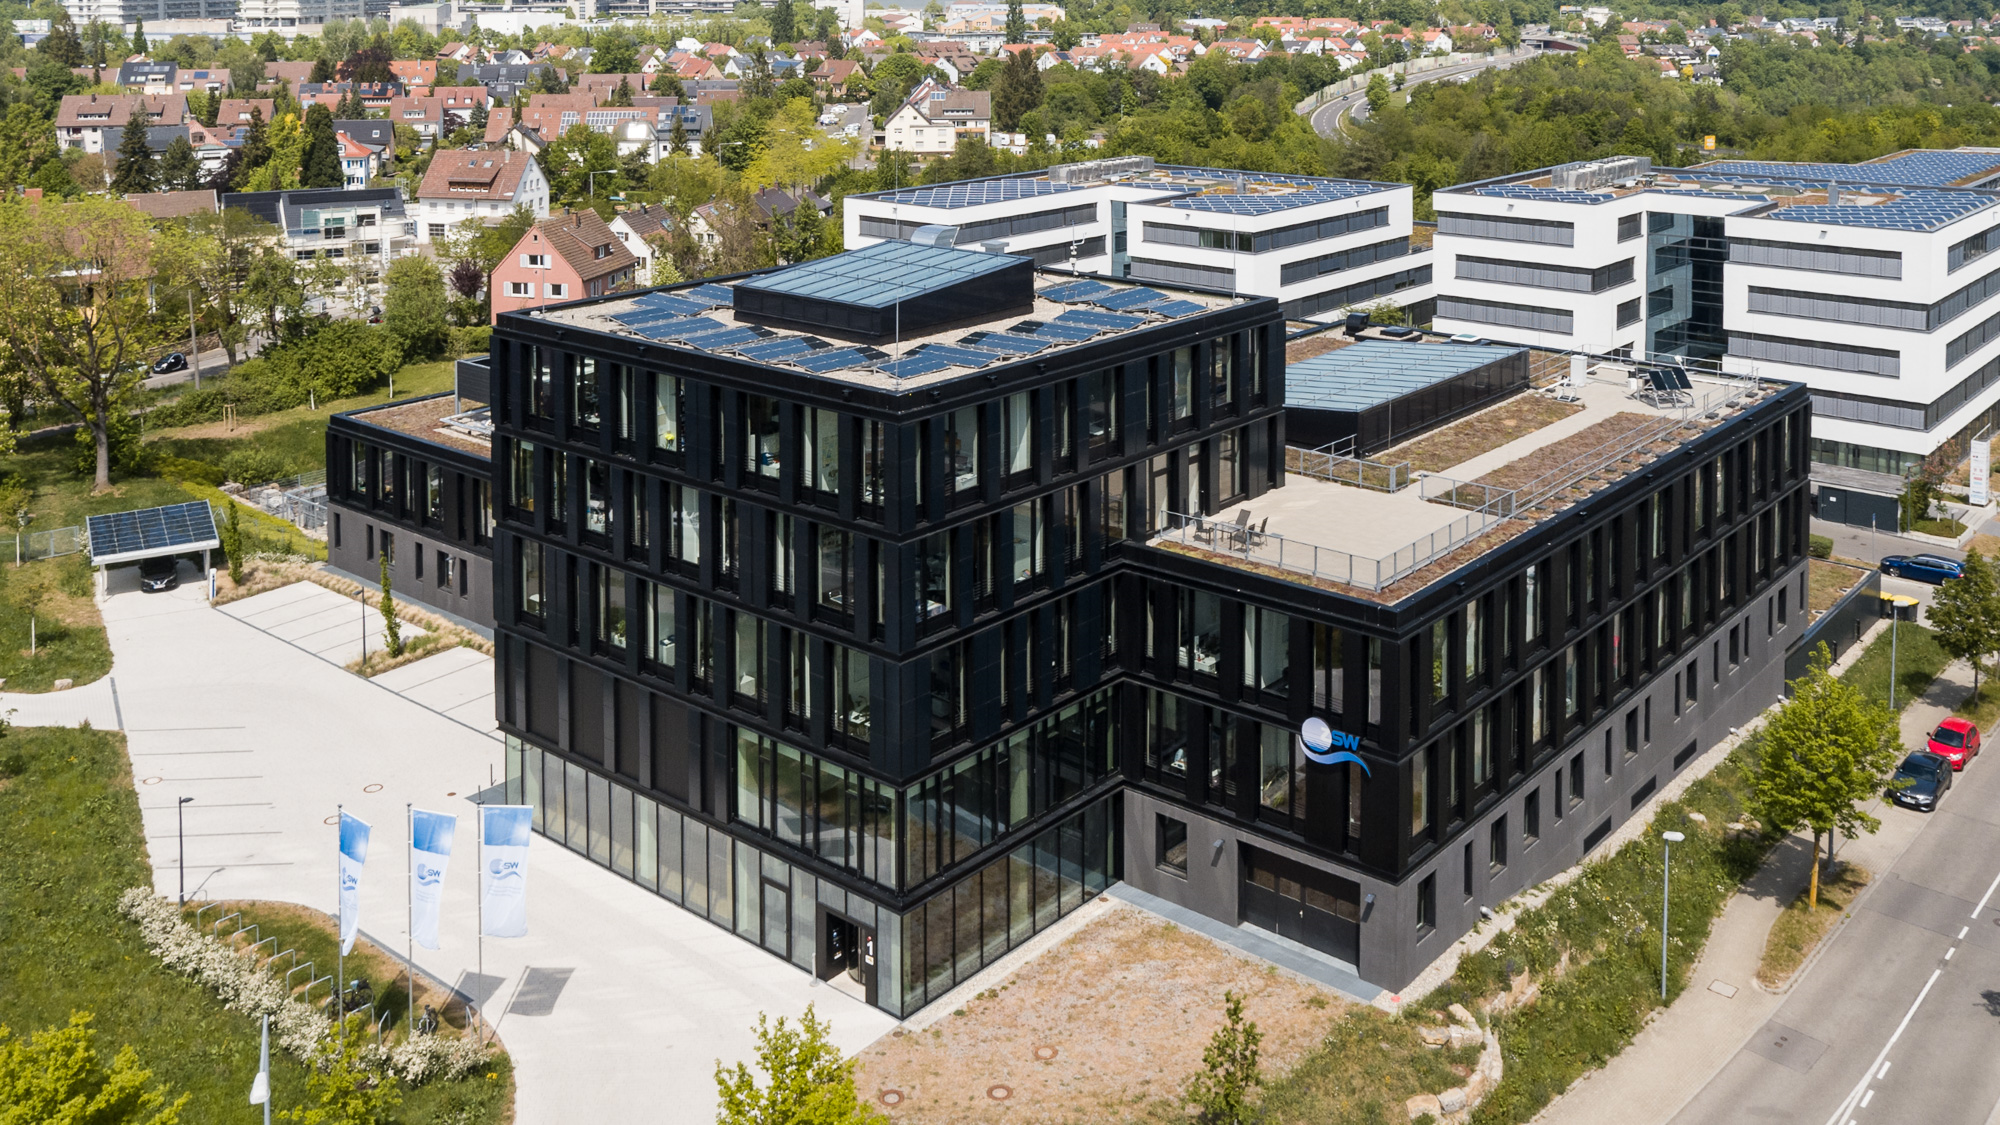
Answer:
1687;811;1708;824
1418;1025;1450;1046
1448;1025;1482;1050
52;678;72;691
1447;1003;1477;1027
1438;1087;1468;1114
1406;1093;1442;1121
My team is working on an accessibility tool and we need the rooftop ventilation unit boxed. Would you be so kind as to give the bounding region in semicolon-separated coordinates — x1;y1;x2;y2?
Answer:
1550;155;1653;191
907;224;959;248
1047;155;1156;184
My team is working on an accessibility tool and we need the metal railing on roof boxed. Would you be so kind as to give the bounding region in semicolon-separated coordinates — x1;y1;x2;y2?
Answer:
1286;440;1411;493
1155;505;1510;594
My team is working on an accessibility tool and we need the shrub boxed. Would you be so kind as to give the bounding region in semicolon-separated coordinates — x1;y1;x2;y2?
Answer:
450;324;492;357
1808;534;1832;559
262;321;405;403
217;448;292;486
154;456;227;487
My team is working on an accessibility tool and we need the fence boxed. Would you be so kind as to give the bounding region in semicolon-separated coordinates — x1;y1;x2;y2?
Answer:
1;525;86;564
1158;506;1506;593
1287;442;1411;492
244;470;329;533
1292;47;1541;117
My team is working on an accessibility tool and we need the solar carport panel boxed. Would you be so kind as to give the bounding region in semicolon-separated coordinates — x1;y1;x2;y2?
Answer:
87;500;222;567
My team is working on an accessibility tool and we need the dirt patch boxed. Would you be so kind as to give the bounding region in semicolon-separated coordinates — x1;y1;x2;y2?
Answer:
1286;333;1352;364
1808;559;1868;617
855;904;1345;1124
1376;395;1583;475
1471;412;1668;496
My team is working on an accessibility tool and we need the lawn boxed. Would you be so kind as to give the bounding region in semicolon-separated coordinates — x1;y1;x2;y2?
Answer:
0;553;111;692
0;723;510;1123
1807;559;1868;617
1838;622;1948;713
1755;863;1871;988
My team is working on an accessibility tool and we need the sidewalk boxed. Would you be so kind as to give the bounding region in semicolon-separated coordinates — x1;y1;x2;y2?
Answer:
1533;657;1973;1125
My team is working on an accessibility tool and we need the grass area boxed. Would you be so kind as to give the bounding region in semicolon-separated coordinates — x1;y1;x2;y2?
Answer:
1808;559;1869;617
1255;1008;1484;1123
1472;412;1661;494
0;723;510;1123
1951;669;2000;731
1755;863;1872;988
1910;517;1967;538
1421;746;1768;1125
0;554;111;692
1378;396;1583;475
1839;622;1948;713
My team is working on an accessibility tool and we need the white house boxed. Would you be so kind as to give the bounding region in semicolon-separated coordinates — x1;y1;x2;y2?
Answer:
415;149;550;243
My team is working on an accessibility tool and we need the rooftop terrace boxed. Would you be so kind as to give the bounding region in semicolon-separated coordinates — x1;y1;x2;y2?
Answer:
1150;357;1775;602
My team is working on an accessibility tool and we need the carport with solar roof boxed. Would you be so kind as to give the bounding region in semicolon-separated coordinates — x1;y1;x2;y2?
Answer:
86;500;221;591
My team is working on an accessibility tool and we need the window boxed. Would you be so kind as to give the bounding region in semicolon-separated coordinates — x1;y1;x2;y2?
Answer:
1569;754;1584;806
518;540;545;617
944;406;979;493
1617;213;1642;242
1431;619;1449;703
545;283;568;298
1003;391;1032;476
1179;590;1221;676
745;395;781;480
596;568;627;650
648;581;676;667
833;645;870;741
379;531;394;565
817;527;852;613
1157;815;1188;874
582;459;610;536
1685;659;1699;706
1462;841;1474;898
1087;370;1120;453
1490;815;1507;871
1210;338;1234;406
1523;564;1542;644
804;408;840;493
524;253;548;267
1411;750;1432;837
731;612;763;701
506;281;531;297
436;550;449;588
1171;347;1193;422
424;465;442;522
1243;607;1289;697
1312;624;1345;714
1417;873;1436;932
1010;501;1044;586
654;374;682;451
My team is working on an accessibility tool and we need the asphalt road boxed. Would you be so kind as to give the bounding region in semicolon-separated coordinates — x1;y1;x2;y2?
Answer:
1668;747;2000;1125
1306;50;1540;139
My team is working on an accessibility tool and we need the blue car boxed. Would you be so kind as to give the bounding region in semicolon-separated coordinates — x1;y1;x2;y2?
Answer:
1880;553;1964;584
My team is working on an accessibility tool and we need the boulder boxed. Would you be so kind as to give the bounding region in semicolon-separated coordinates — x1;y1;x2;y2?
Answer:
1687;811;1708;824
1438;1086;1468;1114
1447;1003;1477;1027
1448;1025;1482;1050
52;678;73;691
1418;1025;1450;1046
1405;1093;1442;1121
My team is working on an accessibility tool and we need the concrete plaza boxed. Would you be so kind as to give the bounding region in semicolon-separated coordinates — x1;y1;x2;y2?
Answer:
3;570;894;1123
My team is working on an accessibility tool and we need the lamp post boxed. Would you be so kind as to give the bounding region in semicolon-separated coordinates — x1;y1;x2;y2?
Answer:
585;169;614;199
1661;830;1686;1000
248;1013;270;1125
177;796;195;905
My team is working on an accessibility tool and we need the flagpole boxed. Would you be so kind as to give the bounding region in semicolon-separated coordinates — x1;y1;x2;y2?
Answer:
406;802;415;1036
477;805;486;1046
336;803;344;1049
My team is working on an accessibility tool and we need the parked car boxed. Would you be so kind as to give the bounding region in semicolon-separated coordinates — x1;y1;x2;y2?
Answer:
138;556;180;592
1926;718;1982;770
1889;751;1953;811
150;352;188;375
1879;553;1965;584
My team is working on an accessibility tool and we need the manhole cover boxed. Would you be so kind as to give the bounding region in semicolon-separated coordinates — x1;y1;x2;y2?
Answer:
363;783;384;793
987;1085;1012;1101
1746;1020;1828;1074
879;1090;904;1106
141;776;163;785
1034;1045;1058;1061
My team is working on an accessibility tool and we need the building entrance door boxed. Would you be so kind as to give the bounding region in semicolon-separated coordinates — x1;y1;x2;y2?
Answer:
815;906;876;1006
1238;845;1360;967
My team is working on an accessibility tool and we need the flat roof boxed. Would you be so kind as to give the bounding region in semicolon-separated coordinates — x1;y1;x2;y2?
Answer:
347;394;492;458
858;164;1398;215
733;239;1018;310
87;500;221;567
531;260;1246;391
1287;340;1525;412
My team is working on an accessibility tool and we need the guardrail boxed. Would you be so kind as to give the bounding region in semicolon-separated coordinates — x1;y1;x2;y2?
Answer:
1156;507;1507;593
1287;442;1411;492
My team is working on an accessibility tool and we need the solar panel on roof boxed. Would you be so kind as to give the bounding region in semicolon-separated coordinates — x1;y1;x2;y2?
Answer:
958;332;1049;354
628;294;716;318
687;283;735;304
692;327;770;349
735;337;825;362
612;306;696;328
1038;279;1114;303
86;501;220;565
1150;299;1206;318
1013;319;1096;341
910;343;1006;367
1095;288;1168;311
629;316;710;340
879;354;954;379
791;348;873;373
1053;308;1148;330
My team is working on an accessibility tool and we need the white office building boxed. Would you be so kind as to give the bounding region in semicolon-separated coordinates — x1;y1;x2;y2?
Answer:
1431;149;2000;478
844;158;1435;324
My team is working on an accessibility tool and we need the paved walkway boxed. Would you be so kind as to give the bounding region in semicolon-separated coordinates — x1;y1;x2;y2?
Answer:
16;577;893;1124
1534;657;1974;1125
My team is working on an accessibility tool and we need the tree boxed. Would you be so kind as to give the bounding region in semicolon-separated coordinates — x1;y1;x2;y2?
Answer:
1901;470;1940;532
40;12;88;68
383;255;451;360
238;106;271;181
159;133;200;192
714;1005;881;1125
1004;0;1028;42
669;113;690;155
110;107;160;195
1928;549;2000;691
310;55;336;83
869;53;935;117
1365;71;1390;114
278;1028;400;1125
0;1012;188;1125
131;17;147;56
991;48;1042;132
0;105;57;192
540;121;619;201
608;75;635;106
0;197;176;490
377;549;405;659
242;247;307;342
221;500;245;583
1050;19;1080;49
301;103;342;188
592;33;638;74
1755;644;1901;909
769;0;797;46
345;33;394;86
1184;991;1262;1125
747;97;854;193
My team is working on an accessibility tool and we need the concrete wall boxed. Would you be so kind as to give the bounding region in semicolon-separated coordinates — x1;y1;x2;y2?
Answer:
329;501;495;630
1123;558;1804;994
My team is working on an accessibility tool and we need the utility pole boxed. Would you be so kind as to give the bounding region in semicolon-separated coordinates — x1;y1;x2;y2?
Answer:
186;288;201;389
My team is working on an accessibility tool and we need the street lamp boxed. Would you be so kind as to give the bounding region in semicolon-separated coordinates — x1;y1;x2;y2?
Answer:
177;796;195;905
585;169;615;199
1660;830;1686;999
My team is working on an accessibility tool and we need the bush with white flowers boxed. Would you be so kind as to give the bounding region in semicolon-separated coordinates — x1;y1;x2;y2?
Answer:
119;889;492;1084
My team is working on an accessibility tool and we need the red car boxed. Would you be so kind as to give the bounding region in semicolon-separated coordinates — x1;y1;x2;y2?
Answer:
1926;718;1982;771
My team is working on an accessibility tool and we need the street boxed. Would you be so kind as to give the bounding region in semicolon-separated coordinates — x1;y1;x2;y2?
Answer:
1308;51;1539;139
1668;708;2000;1125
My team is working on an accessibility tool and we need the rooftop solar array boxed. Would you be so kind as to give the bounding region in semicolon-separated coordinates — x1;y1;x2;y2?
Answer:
733;240;1019;310
627;291;726;318
687;283;735;304
1767;191;1996;232
1038;279;1115;303
1286;341;1527;412
87;500;221;566
1473;184;1615;205
872;179;1086;208
865;167;1372;210
1700;150;2000;187
1167;179;1387;214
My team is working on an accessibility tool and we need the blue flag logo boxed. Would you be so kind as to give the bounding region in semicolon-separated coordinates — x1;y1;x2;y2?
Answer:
1301;717;1371;773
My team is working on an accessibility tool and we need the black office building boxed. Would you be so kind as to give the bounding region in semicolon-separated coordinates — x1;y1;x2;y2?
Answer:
479;241;1811;1015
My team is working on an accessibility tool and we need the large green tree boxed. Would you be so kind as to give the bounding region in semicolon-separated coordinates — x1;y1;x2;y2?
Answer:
591;32;638;74
1755;644;1902;909
158;133;200;192
714;1005;881;1125
382;255;451;360
1928;548;2000;690
991;48;1042;132
110;108;160;195
300;102;342;188
1004;0;1027;42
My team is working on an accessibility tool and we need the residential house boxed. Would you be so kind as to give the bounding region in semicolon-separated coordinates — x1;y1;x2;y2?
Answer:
337;130;380;187
630;97;711;153
389;59;439;86
416;149;550;242
518;93;597;139
124;189;221;221
574;72;651;101
881;79;991;154
262;59;316;88
488;207;636;322
437;41;480;64
810;57;860;95
334;119;397;164
56;93;186;154
387;94;447;138
221;186;416;295
608;201;671;277
215;99;276;126
483;106;515;145
116;60;179;94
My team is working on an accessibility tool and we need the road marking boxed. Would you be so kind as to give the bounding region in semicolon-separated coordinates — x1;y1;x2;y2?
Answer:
1972;866;2000;918
1879;1061;1891;1079
1960;926;1971;939
1947;947;1956;960
1862;1090;1875;1108
1821;968;1943;1125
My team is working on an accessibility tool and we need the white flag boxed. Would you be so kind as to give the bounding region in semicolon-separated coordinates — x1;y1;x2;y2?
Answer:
410;808;457;951
338;812;371;956
481;805;532;939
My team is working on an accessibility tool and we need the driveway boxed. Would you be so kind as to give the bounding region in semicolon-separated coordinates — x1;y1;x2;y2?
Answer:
56;575;895;1123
